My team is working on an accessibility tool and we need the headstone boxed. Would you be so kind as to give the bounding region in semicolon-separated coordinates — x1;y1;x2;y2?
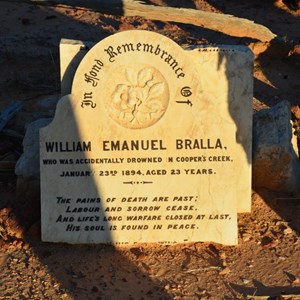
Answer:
253;100;300;193
40;30;253;245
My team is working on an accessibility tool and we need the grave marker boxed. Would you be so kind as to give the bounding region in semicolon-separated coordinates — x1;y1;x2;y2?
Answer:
40;30;253;245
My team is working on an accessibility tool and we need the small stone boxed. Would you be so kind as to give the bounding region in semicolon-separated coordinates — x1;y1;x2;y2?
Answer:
219;267;231;275
290;44;300;56
291;105;300;120
242;278;251;284
22;243;30;250
283;227;293;235
5;214;26;239
242;233;251;242
292;277;300;285
220;252;226;260
278;256;286;260
130;247;144;258
261;236;274;246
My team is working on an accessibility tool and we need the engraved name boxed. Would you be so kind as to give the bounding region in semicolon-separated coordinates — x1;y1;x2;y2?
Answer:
176;138;223;150
101;139;223;151
102;140;167;151
45;141;92;152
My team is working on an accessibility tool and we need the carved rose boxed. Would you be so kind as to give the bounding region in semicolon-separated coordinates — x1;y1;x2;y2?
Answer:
111;67;166;127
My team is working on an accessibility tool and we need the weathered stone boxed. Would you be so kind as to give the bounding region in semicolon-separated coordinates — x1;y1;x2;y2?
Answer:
41;30;253;245
0;207;26;239
252;101;300;193
16;118;52;179
14;119;53;231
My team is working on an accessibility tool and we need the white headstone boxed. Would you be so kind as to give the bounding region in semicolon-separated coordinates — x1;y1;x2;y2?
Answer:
41;30;253;245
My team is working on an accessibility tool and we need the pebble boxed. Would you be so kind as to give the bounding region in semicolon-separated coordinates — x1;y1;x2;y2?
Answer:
242;233;251;242
283;227;293;235
219;267;231;275
242;278;251;284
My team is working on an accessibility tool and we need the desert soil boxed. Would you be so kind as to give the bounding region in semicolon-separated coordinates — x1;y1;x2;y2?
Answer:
0;0;300;299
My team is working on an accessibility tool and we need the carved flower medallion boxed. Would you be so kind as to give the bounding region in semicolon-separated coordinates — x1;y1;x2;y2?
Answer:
105;65;169;129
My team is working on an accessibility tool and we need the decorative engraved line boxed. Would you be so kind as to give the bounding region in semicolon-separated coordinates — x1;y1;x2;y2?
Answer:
176;100;193;106
123;181;153;185
198;48;236;52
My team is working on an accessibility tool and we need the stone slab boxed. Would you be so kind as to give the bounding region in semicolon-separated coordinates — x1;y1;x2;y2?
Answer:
253;101;300;193
60;38;95;96
41;30;253;245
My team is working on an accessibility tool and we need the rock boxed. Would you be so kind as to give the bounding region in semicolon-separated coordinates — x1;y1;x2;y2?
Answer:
15;118;52;178
14;118;53;230
0;207;26;239
291;105;300;120
252;101;300;193
291;44;300;56
219;267;231;275
283;227;293;235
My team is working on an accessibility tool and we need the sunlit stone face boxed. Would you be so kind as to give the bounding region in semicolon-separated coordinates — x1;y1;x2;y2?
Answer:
40;31;253;245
